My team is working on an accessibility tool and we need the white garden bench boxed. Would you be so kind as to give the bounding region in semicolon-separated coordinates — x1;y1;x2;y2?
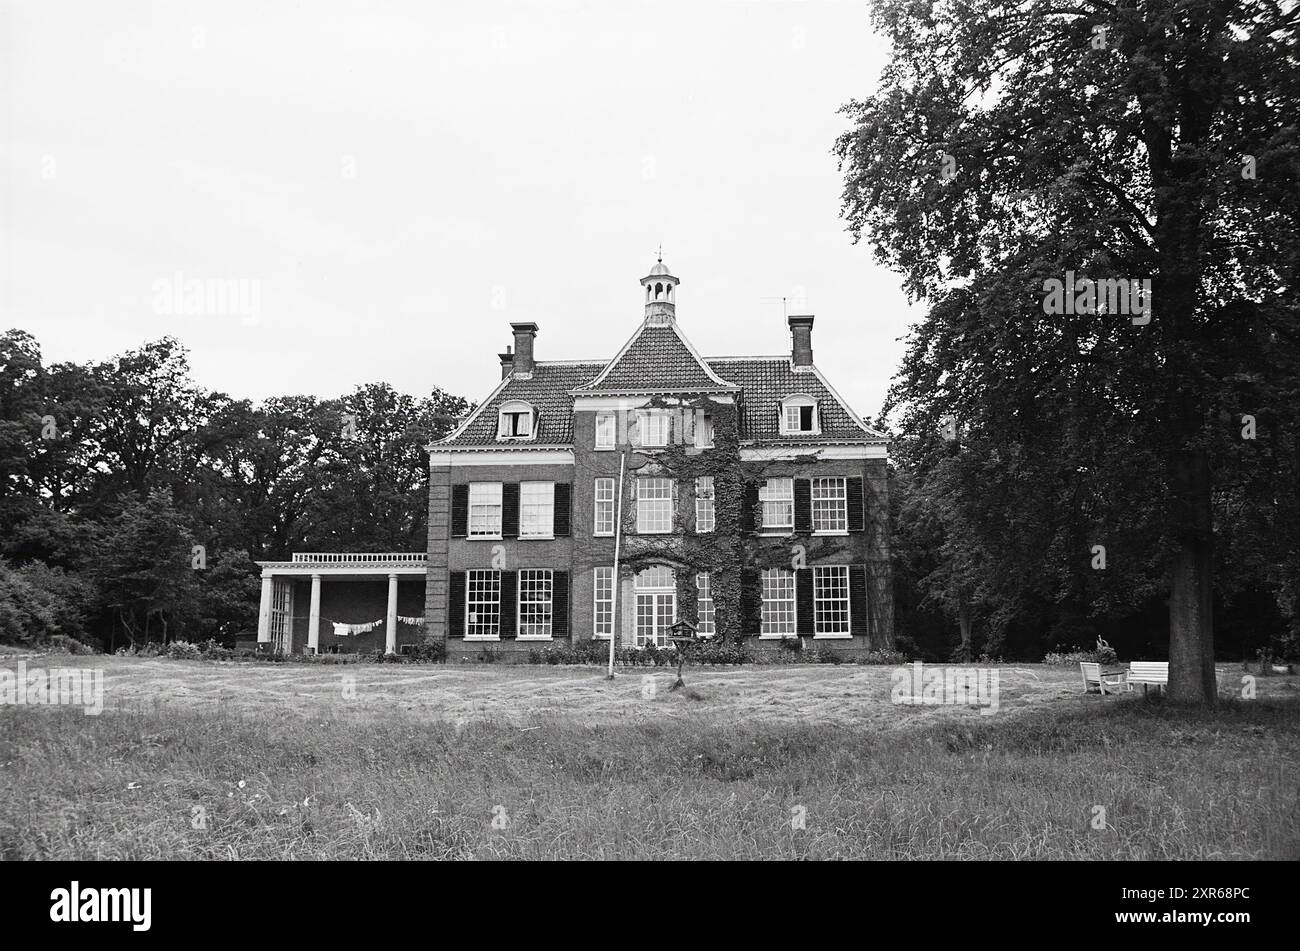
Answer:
1080;661;1128;695
1127;661;1168;695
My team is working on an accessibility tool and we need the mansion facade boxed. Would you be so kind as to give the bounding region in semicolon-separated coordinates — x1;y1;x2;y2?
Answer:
256;258;892;658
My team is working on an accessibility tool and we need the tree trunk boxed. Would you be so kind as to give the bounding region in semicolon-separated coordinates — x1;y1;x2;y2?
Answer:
1167;449;1217;704
957;603;973;663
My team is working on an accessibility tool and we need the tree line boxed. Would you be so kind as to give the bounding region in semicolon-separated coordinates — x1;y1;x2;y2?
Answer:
0;330;469;652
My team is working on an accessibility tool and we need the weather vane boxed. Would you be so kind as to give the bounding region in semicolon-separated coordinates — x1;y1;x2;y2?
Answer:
656;243;662;263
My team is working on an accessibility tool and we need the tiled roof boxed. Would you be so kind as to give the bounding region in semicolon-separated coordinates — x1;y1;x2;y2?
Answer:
439;362;604;446
436;327;884;449
706;358;882;443
575;322;736;393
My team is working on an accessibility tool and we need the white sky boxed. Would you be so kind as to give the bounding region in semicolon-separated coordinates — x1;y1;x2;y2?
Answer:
1;0;913;423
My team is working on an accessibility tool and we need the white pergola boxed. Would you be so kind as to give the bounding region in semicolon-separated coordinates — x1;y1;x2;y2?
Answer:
254;552;428;655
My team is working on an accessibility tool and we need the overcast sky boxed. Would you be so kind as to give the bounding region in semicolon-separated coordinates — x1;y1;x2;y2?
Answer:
1;0;912;422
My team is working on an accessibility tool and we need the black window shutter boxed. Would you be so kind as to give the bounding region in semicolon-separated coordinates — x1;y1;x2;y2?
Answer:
451;484;468;537
553;483;571;537
502;482;520;538
847;477;866;532
448;572;466;637
552;570;569;635
740;482;759;534
850;565;869;636
796;568;815;635
740;567;760;634
500;571;517;637
794;478;812;534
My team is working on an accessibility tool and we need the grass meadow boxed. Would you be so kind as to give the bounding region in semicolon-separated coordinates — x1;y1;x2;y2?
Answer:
1;656;1297;859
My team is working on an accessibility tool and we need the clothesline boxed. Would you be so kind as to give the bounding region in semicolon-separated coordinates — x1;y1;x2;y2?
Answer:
328;615;425;637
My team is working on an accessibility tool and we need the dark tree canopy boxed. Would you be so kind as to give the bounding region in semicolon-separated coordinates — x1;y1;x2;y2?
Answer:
837;0;1300;700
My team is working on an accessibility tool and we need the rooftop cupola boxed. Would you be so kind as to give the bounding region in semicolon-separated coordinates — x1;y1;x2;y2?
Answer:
640;251;679;325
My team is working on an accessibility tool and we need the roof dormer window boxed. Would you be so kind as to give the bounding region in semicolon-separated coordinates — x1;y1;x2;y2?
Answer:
498;400;537;440
780;395;819;435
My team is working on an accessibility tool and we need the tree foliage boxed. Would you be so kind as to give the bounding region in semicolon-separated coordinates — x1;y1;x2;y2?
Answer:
837;0;1300;696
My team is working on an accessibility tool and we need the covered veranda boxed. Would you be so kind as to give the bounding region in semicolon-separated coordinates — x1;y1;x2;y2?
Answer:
254;553;428;655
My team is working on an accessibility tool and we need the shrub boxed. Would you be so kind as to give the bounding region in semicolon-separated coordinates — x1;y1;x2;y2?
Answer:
45;633;96;655
692;639;749;665
1043;648;1101;666
165;640;203;660
199;638;234;660
403;641;446;663
859;649;907;665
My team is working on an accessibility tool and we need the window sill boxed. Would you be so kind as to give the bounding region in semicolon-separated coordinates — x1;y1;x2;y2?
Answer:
518;534;555;541
758;634;798;640
594;445;616;451
516;635;553;642
759;529;793;536
464;636;500;642
466;535;503;542
812;530;850;537
593;532;615;538
636;529;674;535
813;633;853;640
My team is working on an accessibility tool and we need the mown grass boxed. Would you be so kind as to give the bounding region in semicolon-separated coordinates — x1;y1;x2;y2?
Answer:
2;693;1296;859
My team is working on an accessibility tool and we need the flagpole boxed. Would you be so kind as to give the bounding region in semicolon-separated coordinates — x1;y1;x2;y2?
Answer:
607;450;627;680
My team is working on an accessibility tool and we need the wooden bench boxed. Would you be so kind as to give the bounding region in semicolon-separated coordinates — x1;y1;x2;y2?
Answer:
1080;662;1128;695
1128;661;1168;695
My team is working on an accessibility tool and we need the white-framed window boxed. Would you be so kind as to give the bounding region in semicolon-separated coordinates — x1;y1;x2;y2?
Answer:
498;400;536;439
812;477;848;533
468;482;503;538
760;478;794;530
813;566;851;635
696;572;715;636
519;481;555;538
595;412;617;450
466;569;502;638
779;395;818;435
636;477;673;534
695;476;715;533
634;565;675;648
694;413;714;448
593;566;614;638
761;568;796;636
594;477;615;536
636;410;671;448
518;569;553;638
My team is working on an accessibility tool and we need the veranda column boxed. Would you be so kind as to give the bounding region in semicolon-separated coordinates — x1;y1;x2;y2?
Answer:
307;573;322;654
385;573;399;655
257;573;274;643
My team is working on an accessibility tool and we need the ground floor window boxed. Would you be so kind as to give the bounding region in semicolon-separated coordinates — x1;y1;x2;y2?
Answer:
761;568;796;635
593;567;614;637
696;572;715;636
634;565;675;648
466;569;501;637
518;569;553;638
813;565;850;635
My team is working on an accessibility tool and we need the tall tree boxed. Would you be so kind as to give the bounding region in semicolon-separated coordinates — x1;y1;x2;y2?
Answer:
837;0;1300;702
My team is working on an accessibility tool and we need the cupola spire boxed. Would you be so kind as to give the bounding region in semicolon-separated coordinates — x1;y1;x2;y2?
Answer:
640;251;679;324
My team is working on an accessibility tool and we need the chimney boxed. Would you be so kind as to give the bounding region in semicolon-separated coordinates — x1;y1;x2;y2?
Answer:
788;315;814;367
510;322;538;376
498;346;514;380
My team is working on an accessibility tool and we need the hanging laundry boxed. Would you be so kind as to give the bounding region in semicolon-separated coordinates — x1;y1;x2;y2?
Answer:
329;619;384;637
398;615;425;626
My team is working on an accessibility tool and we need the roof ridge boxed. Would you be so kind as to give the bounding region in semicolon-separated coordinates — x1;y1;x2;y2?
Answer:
576;318;739;392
